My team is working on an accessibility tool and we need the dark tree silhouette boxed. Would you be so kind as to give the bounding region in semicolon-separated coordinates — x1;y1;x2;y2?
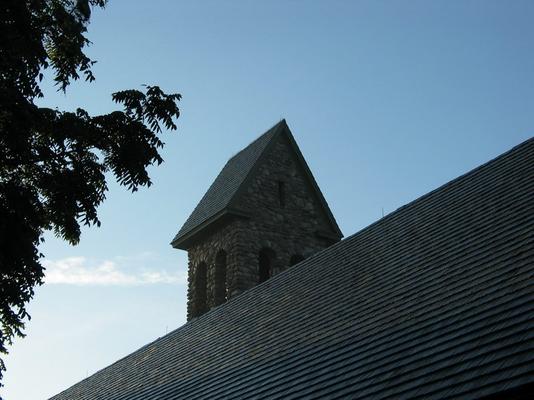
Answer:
0;0;181;387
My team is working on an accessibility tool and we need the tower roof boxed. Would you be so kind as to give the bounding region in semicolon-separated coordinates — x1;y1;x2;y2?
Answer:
171;120;342;249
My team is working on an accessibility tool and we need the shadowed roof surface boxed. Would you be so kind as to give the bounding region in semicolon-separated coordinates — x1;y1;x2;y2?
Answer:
52;138;534;400
171;121;283;246
171;119;342;248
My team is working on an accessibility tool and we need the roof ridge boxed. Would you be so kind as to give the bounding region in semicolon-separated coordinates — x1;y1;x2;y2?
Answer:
226;119;286;162
224;120;286;209
335;136;534;249
49;320;197;399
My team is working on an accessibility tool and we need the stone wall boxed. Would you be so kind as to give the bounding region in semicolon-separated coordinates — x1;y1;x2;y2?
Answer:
187;220;241;319
232;133;336;292
186;133;339;320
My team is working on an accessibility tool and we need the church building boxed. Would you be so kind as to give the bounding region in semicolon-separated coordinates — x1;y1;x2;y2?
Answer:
50;121;534;400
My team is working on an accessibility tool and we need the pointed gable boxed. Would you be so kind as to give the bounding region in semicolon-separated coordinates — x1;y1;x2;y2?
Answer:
171;120;342;249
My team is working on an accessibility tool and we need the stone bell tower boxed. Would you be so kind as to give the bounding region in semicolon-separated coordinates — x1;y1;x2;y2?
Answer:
171;120;342;320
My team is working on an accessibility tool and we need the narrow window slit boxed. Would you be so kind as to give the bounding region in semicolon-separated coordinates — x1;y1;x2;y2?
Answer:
278;181;285;208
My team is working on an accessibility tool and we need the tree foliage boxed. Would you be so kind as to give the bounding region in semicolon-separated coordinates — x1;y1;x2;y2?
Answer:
0;0;181;387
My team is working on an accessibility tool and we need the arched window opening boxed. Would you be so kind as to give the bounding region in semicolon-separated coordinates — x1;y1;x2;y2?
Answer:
290;254;305;266
194;262;207;316
214;250;227;306
258;248;275;283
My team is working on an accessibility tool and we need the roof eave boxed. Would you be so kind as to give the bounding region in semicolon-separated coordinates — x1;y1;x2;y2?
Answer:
315;229;342;242
171;209;251;250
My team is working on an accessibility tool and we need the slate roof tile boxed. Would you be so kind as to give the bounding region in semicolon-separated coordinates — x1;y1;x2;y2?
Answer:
171;121;283;246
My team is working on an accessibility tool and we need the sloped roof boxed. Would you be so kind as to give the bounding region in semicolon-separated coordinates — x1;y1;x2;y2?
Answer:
52;138;534;400
171;120;342;249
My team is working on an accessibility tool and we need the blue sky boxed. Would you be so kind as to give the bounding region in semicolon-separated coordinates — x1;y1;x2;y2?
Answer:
3;1;533;399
